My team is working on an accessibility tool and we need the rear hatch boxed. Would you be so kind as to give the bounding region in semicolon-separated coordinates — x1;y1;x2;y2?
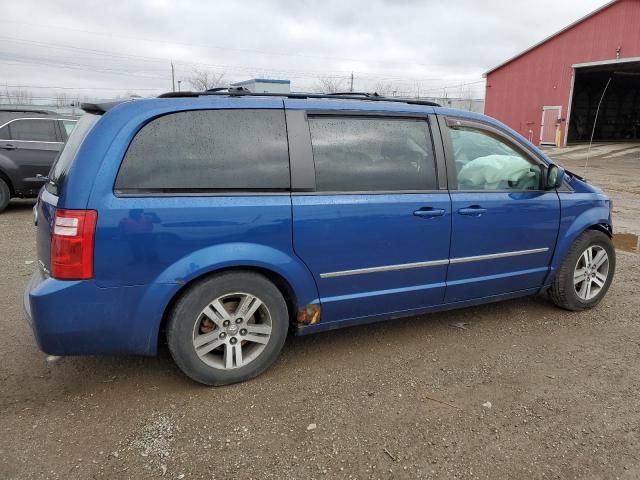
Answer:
35;114;99;275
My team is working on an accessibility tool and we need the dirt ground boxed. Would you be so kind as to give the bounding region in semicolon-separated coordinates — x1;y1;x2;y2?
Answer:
1;145;639;480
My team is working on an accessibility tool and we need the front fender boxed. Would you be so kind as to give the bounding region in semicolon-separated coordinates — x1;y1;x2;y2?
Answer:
546;193;611;284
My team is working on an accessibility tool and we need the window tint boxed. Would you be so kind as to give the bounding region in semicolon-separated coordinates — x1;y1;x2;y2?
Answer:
9;119;58;142
308;117;436;191
450;126;542;191
0;125;8;140
116;109;290;191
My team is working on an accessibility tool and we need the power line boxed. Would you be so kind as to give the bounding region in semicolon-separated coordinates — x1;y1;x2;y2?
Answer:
1;74;484;97
0;28;485;98
2;84;163;91
0;56;171;81
1;55;485;93
0;17;446;69
0;35;450;84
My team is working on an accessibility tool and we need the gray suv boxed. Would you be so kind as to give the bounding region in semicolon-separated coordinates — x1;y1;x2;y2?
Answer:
0;109;77;212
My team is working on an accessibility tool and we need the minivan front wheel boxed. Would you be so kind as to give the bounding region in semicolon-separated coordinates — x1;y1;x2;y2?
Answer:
0;178;10;213
167;271;288;385
550;230;615;311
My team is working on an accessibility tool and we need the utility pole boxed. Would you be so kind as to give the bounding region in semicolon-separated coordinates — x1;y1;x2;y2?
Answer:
171;62;176;92
349;72;354;92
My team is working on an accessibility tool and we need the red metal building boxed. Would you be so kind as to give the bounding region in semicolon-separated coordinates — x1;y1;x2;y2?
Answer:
484;0;640;146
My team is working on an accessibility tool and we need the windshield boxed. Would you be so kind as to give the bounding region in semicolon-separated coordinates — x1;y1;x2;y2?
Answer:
46;113;99;196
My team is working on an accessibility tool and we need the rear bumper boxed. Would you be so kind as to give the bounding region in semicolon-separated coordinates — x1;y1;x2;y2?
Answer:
24;269;175;356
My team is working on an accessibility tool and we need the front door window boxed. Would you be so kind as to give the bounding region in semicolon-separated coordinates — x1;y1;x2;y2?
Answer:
450;126;543;191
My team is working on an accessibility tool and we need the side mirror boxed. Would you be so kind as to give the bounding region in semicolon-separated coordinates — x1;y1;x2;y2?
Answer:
546;165;565;190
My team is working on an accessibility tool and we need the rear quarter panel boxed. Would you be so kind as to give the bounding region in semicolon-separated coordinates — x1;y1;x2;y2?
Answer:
89;195;319;353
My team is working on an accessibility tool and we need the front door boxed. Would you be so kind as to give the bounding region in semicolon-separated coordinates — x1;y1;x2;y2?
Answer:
289;111;451;324
442;117;560;303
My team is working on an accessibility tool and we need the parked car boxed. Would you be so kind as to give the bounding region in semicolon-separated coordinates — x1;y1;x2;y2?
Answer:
0;109;77;212
24;91;615;385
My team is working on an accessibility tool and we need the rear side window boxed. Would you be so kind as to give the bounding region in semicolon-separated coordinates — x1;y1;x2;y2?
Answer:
47;114;99;196
115;109;290;192
308;116;437;191
0;125;8;140
9;119;59;142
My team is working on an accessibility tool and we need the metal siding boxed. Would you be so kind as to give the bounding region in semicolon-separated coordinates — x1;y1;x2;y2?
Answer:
485;0;640;145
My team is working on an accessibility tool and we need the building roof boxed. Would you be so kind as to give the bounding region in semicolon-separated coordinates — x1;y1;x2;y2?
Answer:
484;0;618;76
231;78;291;86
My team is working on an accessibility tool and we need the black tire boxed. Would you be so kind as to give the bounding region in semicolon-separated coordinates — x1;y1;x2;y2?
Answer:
549;230;616;311
166;271;288;386
0;178;10;213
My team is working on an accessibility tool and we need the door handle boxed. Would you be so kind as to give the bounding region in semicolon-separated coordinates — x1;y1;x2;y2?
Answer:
458;206;488;216
0;144;16;150
413;207;446;218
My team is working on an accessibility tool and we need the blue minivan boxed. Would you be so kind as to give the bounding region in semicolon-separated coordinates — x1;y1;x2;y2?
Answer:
24;90;615;385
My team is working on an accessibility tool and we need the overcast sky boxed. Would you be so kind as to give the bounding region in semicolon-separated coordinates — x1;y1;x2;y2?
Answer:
1;0;608;104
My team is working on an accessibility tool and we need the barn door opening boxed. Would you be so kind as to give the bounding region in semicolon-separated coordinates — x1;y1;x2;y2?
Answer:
540;106;562;145
567;60;640;143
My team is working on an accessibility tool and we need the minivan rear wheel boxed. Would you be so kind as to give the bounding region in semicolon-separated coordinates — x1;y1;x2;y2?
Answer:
549;230;615;311
0;178;10;213
166;271;288;385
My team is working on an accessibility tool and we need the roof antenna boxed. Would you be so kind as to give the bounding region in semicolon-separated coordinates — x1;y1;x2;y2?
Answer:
584;75;612;173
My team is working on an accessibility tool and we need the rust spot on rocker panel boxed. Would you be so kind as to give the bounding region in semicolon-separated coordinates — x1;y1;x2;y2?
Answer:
296;304;321;325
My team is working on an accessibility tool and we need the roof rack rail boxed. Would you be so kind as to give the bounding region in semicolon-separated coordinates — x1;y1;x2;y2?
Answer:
327;92;380;97
157;90;441;107
157;91;199;98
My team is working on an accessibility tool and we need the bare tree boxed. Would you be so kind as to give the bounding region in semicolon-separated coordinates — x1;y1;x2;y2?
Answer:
314;76;347;94
14;89;33;104
64;94;88;107
55;92;69;108
458;85;478;112
2;88;33;105
373;81;398;97
188;68;227;91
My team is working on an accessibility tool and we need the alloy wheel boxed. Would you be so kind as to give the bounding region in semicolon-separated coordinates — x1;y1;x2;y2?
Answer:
573;245;609;301
192;292;272;370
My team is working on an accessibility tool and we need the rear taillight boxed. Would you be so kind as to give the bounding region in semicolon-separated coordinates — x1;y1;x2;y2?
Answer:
51;209;97;280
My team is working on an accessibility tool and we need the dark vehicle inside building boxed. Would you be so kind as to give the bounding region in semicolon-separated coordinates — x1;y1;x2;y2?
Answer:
567;60;640;143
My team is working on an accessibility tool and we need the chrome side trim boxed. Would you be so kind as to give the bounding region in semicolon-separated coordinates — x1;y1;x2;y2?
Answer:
319;247;549;278
449;247;549;264
319;259;449;278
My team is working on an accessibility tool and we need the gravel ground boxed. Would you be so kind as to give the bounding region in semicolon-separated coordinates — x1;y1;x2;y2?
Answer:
1;147;639;479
